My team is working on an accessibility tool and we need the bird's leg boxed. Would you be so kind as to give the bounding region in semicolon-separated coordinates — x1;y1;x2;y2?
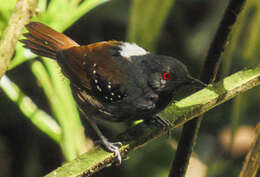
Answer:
87;118;122;164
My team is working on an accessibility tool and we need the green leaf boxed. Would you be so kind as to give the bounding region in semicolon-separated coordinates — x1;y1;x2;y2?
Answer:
128;0;175;51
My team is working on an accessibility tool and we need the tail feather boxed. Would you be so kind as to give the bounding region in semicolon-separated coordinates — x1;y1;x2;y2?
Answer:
21;39;57;59
21;22;79;59
21;33;57;59
23;33;56;51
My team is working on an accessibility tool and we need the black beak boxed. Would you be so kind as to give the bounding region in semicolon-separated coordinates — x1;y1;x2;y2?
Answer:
186;76;207;89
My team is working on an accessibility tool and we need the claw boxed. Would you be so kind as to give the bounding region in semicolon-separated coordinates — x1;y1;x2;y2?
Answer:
99;137;122;164
149;116;173;137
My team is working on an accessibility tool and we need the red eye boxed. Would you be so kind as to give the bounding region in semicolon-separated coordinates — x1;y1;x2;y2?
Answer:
162;72;171;80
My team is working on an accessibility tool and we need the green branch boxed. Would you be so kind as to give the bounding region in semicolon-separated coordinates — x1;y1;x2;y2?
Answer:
0;0;37;78
45;64;260;177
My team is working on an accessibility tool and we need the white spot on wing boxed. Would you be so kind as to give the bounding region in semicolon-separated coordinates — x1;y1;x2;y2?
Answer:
119;42;148;59
97;85;102;92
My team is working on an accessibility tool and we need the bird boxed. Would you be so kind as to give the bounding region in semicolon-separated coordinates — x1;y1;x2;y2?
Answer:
20;22;205;164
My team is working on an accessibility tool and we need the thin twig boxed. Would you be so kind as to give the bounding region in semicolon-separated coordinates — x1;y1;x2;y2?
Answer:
0;0;38;78
45;64;260;177
238;123;260;177
168;0;247;177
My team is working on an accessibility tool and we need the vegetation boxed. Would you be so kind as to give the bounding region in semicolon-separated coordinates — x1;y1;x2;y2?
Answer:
0;0;259;177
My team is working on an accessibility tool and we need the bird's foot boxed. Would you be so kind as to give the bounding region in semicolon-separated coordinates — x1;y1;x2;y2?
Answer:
96;137;122;164
149;116;173;137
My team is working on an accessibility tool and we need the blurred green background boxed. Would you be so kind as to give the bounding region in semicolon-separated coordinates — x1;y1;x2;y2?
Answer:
0;0;259;177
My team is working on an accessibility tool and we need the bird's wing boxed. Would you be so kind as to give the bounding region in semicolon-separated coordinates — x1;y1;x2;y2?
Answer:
57;41;129;103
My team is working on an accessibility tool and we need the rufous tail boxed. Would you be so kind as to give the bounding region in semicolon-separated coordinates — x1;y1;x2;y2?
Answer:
21;22;79;59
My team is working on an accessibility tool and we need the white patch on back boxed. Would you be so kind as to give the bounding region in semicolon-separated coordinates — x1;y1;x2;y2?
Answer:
119;42;148;59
